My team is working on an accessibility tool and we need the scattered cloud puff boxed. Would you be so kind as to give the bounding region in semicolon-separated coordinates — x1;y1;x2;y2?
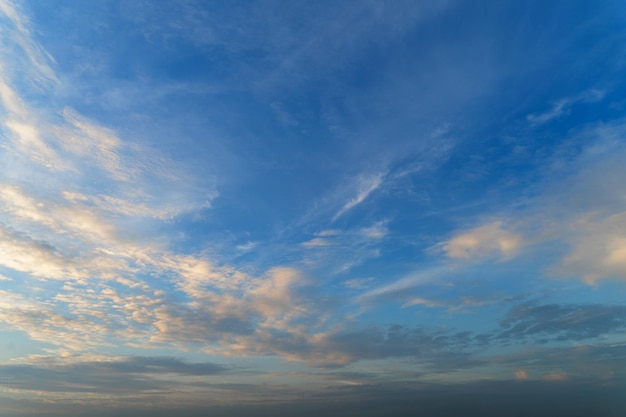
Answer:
515;369;529;380
441;221;522;261
557;211;626;284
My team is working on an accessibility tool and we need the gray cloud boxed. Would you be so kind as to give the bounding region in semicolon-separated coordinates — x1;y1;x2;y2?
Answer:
492;344;626;381
0;356;231;394
280;301;626;367
2;378;625;417
496;302;626;343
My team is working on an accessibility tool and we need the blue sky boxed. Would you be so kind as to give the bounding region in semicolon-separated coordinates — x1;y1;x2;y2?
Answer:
0;0;626;415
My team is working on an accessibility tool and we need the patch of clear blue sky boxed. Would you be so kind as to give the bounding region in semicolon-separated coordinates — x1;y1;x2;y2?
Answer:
16;0;626;315
21;0;626;341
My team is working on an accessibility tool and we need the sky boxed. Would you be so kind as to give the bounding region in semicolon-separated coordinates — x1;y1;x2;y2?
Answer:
0;0;626;415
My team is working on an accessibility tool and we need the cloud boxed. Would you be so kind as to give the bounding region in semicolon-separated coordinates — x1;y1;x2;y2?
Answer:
515;369;529;380
2;377;624;417
556;211;626;284
0;0;58;84
402;297;446;308
358;266;447;305
0;289;113;350
0;173;319;356
333;172;386;221
4;118;67;170
0;356;230;394
543;372;568;381
343;277;375;289
496;301;626;343
0;1;217;223
0;224;85;280
0;0;229;360
302;237;333;248
441;221;522;261
57;108;129;181
297;222;388;275
236;241;257;251
527;89;605;125
0;1;624;412
294;300;626;367
360;221;388;239
145;266;320;357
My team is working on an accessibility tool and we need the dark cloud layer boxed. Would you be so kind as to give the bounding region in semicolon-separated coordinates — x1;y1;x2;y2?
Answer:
497;302;626;343
264;300;626;367
2;379;625;417
0;356;230;394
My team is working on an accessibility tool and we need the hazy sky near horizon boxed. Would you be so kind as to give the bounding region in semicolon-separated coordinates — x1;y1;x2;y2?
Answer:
1;0;626;415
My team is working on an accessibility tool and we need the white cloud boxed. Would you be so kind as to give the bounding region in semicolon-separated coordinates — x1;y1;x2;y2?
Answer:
527;89;604;125
402;297;445;308
333;172;385;221
441;221;522;261
0;81;69;171
0;3;217;223
235;241;257;251
248;267;307;328
165;254;248;297
57;109;129;181
302;237;333;248
0;289;111;351
0;0;58;84
317;229;340;237
5;119;64;169
527;98;570;125
359;266;448;304
343;277;375;289
360;221;388;239
557;211;626;284
0;81;28;117
0;225;83;280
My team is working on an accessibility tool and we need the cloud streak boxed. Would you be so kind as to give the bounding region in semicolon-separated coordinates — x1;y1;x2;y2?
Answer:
527;89;605;125
333;172;386;221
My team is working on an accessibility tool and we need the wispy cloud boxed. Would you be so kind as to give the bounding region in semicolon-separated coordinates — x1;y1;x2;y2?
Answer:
556;212;626;284
358;266;449;305
298;222;388;274
440;221;522;261
333;172;386;221
302;237;333;248
343;277;376;289
527;89;605;125
0;0;58;84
